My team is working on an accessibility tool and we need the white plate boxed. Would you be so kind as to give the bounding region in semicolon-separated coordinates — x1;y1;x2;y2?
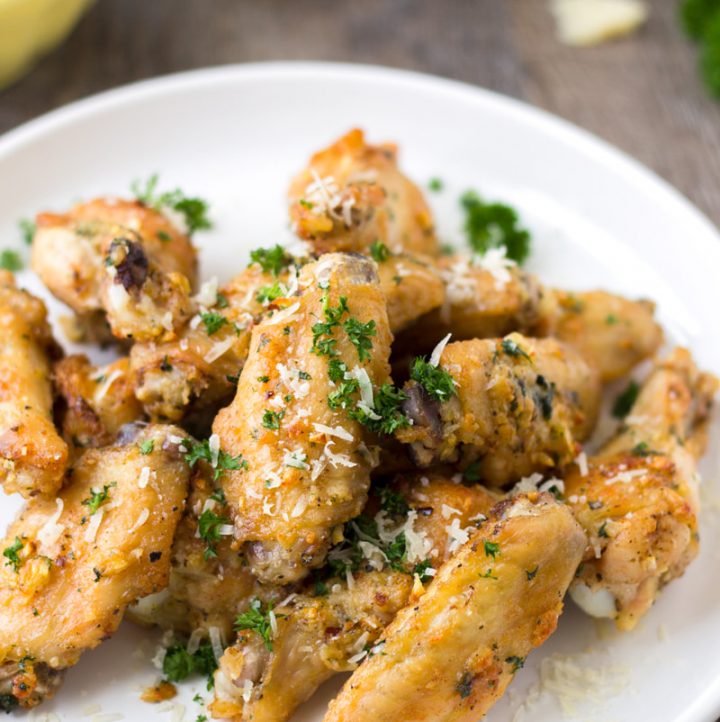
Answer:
0;62;719;722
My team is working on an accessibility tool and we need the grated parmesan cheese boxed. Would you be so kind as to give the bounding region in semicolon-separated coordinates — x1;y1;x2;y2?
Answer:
84;509;104;543
429;333;452;367
312;422;354;441
193;276;219;308
264;301;300;327
137;466;151;489
128;508;150;533
204;337;235;364
37;498;64;550
94;368;124;404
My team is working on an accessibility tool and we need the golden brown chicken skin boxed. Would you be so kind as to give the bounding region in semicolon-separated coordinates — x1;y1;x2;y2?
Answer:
288;129;438;257
534;289;663;382
397;333;601;485
213;253;394;584
566;348;717;630
323;493;585;722
32;198;198;342
0;424;190;710
210;472;497;722
53;355;143;452
0;271;68;499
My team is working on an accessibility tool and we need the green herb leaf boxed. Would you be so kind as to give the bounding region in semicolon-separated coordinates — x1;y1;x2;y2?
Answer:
612;380;640;419
369;240;391;262
0;249;23;271
500;337;531;361
19;219;35;245
139;439;154;455
428;177;444;192
262;409;284;430
235;599;278;651
81;483;115;516
183;438;248;480
483;540;500;559
198;509;231;560
200;311;228;336
410;357;457;402
3;537;23;573
249;245;292;276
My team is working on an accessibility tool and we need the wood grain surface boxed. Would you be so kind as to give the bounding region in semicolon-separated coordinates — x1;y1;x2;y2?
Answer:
1;0;719;227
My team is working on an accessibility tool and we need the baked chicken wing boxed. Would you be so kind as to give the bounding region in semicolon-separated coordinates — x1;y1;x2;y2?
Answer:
323;493;585;722
0;271;68;498
210;472;497;722
288;129;438;257
0;424;190;710
397;333;601;485
32;197;198;342
566;348;717;629
213;253;394;584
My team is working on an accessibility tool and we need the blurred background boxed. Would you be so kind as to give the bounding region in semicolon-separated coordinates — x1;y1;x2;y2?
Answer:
1;0;719;225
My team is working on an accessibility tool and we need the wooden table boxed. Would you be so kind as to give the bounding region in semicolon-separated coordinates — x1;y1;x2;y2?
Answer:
1;0;719;227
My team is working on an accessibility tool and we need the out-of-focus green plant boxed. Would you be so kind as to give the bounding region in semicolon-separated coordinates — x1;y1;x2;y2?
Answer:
680;0;720;98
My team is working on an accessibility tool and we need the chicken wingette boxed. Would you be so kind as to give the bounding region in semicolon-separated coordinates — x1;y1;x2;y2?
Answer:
0;271;68;498
323;492;585;722
32;197;198;342
398;255;662;383
213;253;396;584
566;348;717;630
210;472;497;722
397;333;601;485
54;355;143;452
0;424;190;711
288;129;438;257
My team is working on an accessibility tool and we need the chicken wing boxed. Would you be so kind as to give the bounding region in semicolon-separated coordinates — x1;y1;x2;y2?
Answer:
0;424;190;710
210;472;497;722
32;198;198;342
566;348;717;629
213;253;393;584
396;333;601;485
534;289;663;382
288;129;438;257
53;355;143;451
0;271;68;498
323;493;585;722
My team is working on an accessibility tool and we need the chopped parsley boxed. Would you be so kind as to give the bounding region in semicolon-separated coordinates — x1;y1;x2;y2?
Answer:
257;375;269;383
262;409;284;430
163;641;218;689
378;487;410;516
463;462;482;483
234;598;278;651
311;295;349;357
428;177;444;192
605;313;619;325
19;219;35;245
3;537;23;573
249;245;292;276
526;565;539;581
410;357;457;402
612;380;640;419
506;655;525;672
680;0;720;98
455;671;474;698
0;249;22;271
483;540;500;559
0;694;18;713
598;521;610;539
200;311;228;336
160;356;173;372
198;509;231;560
131;174;212;234
369;240;391;262
348;382;410;435
139;439;154;455
631;441;656;457
500;337;531;361
82;483;115;515
460;190;531;264
479;568;498;580
343;317;376;362
256;281;286;304
183;438;248;480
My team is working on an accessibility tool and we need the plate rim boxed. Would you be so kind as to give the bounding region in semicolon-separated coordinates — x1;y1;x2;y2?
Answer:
1;60;719;722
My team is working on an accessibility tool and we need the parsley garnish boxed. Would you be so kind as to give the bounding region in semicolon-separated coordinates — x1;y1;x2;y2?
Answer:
680;0;720;98
311;295;349;357
479;569;498;580
455;671;474;698
483;540;500;559
200;311;228;336
612;380;640;419
526;565;539;581
131;174;212;234
378;487;410;516
631;441;656;457
163;641;218;690
0;695;19;713
235;599;278;651
428;177;444;192
3;537;23;573
160;356;173;372
0;250;22;271
82;483;115;515
460;190;531;264
198;509;231;560
19;219;35;245
256;282;286;304
410;357;456;402
369;240;391;262
262;409;284;430
506;655;525;672
183;438;248;480
343;317;376;362
463;462;481;483
139;439;154;455
249;245;292;276
598;521;609;538
500;337;531;361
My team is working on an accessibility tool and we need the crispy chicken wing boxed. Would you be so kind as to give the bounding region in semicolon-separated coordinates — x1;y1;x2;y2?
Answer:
0;271;67;498
288;129;438;257
53;355;143;451
323;493;585;722
535;289;663;382
0;424;190;709
566;348;717;629
397;333;601;485
210;472;497;722
214;253;393;584
32;198;198;342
